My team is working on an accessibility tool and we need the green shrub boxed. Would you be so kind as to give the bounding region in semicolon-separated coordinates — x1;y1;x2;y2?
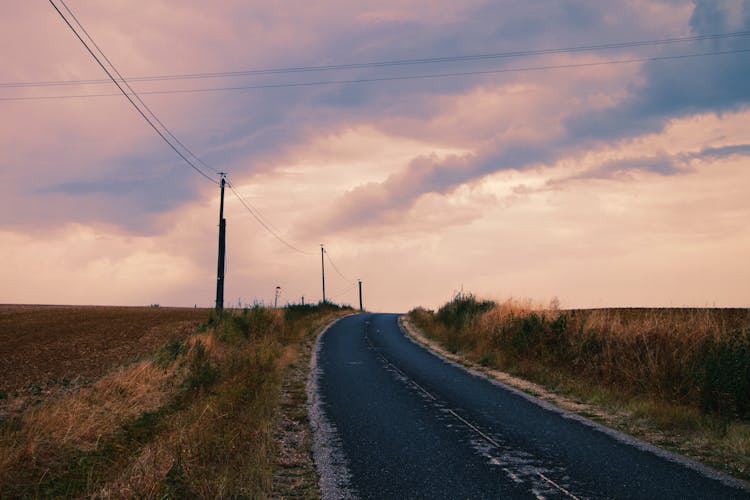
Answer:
153;340;185;368
213;306;280;343
245;307;281;339
699;329;750;418
186;341;216;390
412;298;750;420
284;302;352;317
496;313;558;359
196;310;219;333
24;383;42;396
436;294;495;330
163;449;193;498
478;353;493;367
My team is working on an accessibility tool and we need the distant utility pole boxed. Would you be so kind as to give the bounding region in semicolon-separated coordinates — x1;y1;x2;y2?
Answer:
358;280;363;311
321;244;326;303
274;286;281;309
215;174;227;311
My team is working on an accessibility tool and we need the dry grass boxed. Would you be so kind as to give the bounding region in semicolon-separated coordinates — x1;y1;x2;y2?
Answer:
414;298;750;408
94;342;282;497
0;303;348;497
93;306;343;498
409;295;750;481
0;333;211;496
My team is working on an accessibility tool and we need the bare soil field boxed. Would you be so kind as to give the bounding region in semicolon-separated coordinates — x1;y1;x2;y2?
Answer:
0;305;209;399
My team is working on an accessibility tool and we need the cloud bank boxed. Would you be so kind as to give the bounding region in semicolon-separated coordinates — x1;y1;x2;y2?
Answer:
1;0;748;310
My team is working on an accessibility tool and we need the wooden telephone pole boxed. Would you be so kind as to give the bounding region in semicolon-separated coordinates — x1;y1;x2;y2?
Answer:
215;174;227;311
321;244;326;303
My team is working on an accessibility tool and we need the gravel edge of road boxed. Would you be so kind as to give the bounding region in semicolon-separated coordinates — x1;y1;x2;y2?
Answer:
399;315;750;494
307;315;357;500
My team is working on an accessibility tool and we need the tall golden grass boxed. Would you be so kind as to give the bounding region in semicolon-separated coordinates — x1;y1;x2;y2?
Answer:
411;296;750;416
410;295;750;479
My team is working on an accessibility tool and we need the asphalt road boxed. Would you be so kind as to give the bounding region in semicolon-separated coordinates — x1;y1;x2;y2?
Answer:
310;313;749;499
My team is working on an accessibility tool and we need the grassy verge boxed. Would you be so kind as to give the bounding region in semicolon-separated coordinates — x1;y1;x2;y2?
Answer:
407;294;750;482
0;303;351;498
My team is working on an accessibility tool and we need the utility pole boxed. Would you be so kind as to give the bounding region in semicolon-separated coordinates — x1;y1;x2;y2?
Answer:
358;280;363;311
320;244;326;303
215;174;227;311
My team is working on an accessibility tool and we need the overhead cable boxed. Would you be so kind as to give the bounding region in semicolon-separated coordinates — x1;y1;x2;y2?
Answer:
325;249;356;283
226;180;314;256
47;0;218;184
5;46;750;102
59;0;220;181
3;30;750;89
329;282;358;300
49;1;342;283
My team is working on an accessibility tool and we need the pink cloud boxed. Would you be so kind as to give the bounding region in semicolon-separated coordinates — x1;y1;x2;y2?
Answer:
2;1;748;311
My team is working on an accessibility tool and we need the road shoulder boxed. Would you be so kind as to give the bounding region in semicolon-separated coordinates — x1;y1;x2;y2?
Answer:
306;315;357;500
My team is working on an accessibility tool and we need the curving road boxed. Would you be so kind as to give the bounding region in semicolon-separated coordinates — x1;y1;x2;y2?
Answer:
309;313;749;499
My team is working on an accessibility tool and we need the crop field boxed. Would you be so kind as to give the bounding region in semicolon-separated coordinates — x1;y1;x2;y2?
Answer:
0;305;209;415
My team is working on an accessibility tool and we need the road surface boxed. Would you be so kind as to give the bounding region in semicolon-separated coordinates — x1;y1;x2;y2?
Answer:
309;313;749;499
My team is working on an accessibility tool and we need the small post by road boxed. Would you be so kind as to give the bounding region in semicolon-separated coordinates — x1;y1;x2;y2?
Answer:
358;280;363;311
321;244;326;303
215;174;227;311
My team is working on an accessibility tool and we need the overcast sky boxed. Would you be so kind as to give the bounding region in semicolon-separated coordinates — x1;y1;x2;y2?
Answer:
1;0;749;311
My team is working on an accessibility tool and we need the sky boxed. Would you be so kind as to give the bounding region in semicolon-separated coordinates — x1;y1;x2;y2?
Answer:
1;0;749;312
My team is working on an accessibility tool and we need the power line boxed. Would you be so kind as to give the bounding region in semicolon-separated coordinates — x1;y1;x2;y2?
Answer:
58;0;220;182
324;249;355;283
47;0;218;184
226;180;314;255
5;46;750;102
3;30;750;89
229;185;286;235
329;282;358;300
49;1;343;294
53;0;319;259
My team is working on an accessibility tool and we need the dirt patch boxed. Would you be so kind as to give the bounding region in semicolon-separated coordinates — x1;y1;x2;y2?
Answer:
0;305;209;414
272;344;320;498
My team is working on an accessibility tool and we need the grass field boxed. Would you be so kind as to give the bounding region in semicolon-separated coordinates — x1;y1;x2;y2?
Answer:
0;303;348;497
409;295;750;481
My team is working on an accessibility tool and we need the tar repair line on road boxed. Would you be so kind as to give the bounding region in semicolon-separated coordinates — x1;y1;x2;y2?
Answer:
364;324;581;500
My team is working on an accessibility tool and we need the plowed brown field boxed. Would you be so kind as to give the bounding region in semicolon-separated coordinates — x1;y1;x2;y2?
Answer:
0;305;210;395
